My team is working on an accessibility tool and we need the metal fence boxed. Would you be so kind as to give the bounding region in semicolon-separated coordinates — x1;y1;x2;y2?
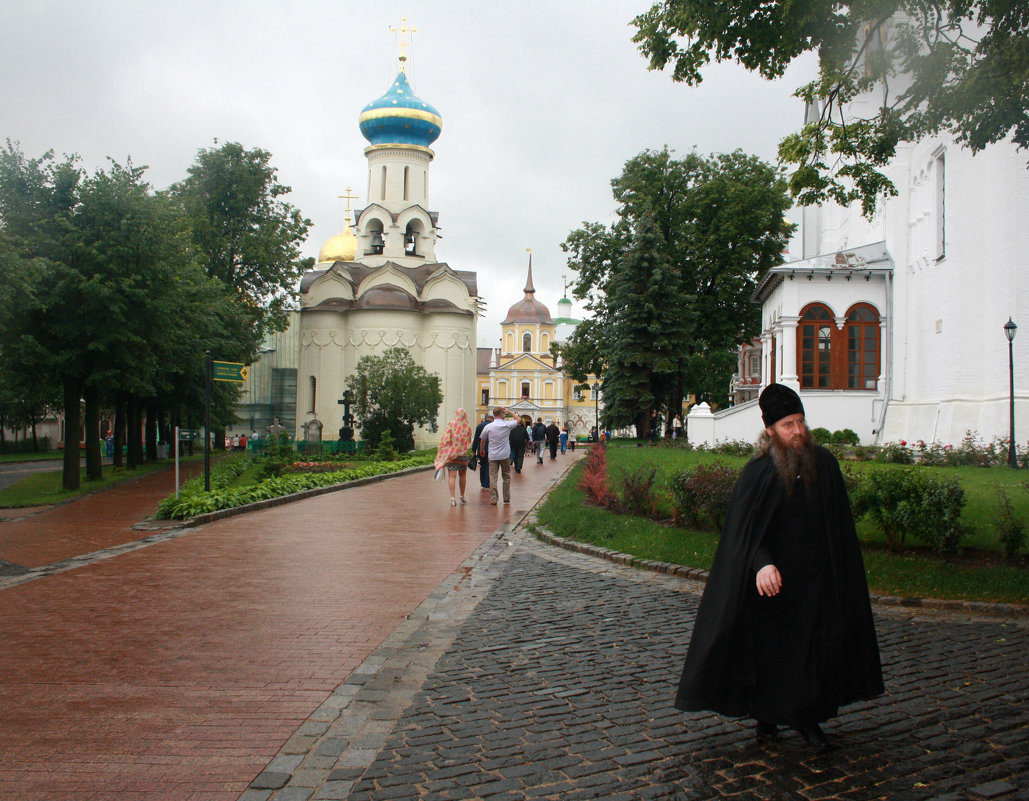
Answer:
247;440;367;457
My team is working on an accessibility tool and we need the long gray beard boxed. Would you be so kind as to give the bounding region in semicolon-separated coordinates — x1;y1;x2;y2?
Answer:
756;431;818;495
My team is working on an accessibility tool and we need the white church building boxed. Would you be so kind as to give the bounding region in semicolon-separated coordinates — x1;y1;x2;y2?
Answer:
295;42;479;449
690;102;1028;447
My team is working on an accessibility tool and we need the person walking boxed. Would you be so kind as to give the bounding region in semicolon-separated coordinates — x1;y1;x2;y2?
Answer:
559;427;568;454
545;421;560;461
471;413;492;491
509;419;529;473
434;408;473;506
532;418;547;464
673;384;883;750
479;407;520;505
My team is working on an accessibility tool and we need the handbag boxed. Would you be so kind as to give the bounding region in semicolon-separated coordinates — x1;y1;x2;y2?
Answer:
468;453;478;471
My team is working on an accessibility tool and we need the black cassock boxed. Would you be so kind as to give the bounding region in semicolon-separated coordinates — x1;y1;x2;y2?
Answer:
674;445;883;725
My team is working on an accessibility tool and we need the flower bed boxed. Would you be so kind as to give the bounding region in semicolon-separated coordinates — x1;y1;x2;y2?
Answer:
156;452;433;520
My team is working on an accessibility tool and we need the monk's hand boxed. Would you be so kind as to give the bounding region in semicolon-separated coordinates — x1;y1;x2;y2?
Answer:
755;564;782;597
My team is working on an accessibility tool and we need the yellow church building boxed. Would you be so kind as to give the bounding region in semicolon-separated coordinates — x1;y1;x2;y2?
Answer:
475;256;601;439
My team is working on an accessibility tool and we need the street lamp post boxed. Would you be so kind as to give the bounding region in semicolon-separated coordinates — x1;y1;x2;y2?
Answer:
1004;318;1018;468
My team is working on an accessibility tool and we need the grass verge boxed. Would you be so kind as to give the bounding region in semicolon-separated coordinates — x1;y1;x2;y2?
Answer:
0;462;170;507
537;445;1029;605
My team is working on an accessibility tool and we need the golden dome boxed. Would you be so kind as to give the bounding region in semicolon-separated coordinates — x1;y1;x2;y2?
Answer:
318;226;358;264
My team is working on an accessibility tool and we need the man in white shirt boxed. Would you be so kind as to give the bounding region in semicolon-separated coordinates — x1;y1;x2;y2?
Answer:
479;406;520;505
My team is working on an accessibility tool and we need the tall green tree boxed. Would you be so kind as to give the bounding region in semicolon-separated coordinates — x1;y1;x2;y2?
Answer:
0;143;255;487
561;148;793;434
173;141;313;340
632;1;1029;216
348;347;443;452
0;144;84;485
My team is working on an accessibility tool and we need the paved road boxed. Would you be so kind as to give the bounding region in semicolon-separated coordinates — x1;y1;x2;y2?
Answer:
2;451;1027;801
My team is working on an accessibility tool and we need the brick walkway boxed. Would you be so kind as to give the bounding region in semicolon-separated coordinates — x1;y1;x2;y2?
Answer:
0;454;579;801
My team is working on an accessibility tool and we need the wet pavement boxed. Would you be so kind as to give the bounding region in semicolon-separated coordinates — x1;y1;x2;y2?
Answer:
1;451;1027;801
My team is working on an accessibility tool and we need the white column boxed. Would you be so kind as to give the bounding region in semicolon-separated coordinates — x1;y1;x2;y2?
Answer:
779;316;800;389
761;331;774;385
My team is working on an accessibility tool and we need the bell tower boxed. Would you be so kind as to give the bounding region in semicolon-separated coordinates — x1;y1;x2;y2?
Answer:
354;18;442;267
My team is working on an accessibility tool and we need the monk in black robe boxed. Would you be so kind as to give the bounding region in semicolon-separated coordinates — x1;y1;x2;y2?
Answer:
674;384;883;749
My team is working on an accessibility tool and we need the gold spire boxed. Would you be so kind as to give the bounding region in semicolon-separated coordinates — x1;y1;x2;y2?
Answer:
390;17;417;72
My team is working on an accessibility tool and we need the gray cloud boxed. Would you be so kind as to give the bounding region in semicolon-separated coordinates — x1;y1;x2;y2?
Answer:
1;0;815;342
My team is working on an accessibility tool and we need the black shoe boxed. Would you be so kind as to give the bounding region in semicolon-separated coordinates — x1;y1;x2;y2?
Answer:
795;724;832;750
755;721;778;741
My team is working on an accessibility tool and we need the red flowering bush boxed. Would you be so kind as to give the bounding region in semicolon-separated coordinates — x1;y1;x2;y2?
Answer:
579;445;617;509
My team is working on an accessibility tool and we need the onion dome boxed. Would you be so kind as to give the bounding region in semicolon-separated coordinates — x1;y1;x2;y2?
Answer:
502;257;552;324
318;227;357;264
359;71;442;149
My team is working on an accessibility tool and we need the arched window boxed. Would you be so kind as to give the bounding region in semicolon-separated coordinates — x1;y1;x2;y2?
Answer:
404;221;420;255
308;376;317;414
799;304;834;389
367;220;385;255
403;166;409;201
846;304;880;390
521;382;530;398
380;166;387;201
522;332;531;353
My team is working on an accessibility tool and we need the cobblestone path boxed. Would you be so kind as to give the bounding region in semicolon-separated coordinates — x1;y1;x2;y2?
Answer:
338;537;1028;801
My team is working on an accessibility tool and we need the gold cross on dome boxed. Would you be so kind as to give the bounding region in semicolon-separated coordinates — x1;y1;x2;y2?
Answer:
390;17;417;71
337;187;358;227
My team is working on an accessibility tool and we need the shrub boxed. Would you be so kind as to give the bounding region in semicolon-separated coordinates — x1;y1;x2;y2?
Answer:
810;427;833;445
876;441;914;464
831;428;860;446
373;430;398;462
668;461;740;531
850;465;967;553
711;439;754;457
614;465;658;517
579;445;616;508
995;488;1027;561
914;440;951;466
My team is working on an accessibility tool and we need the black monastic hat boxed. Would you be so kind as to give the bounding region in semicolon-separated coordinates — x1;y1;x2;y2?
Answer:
759;383;805;428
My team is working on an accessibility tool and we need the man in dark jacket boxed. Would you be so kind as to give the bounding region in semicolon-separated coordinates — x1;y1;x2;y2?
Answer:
509;420;529;473
532;418;547;464
471;414;492;490
545;421;560;460
674;384;883;750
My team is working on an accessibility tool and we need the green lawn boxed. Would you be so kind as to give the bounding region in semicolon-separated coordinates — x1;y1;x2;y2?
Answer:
536;443;1029;604
0;450;65;464
0;461;172;507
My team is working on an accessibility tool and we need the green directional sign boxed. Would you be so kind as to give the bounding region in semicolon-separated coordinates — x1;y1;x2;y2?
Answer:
212;361;249;382
178;429;199;440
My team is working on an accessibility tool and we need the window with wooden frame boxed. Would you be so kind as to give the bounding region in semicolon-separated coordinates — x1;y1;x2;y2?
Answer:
799;304;834;389
522;332;531;353
845;304;880;390
798;302;881;390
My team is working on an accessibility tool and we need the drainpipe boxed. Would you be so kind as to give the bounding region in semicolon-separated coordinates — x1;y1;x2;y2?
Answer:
872;270;893;445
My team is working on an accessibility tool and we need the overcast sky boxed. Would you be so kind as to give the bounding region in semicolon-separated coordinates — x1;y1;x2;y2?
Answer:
1;0;815;345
